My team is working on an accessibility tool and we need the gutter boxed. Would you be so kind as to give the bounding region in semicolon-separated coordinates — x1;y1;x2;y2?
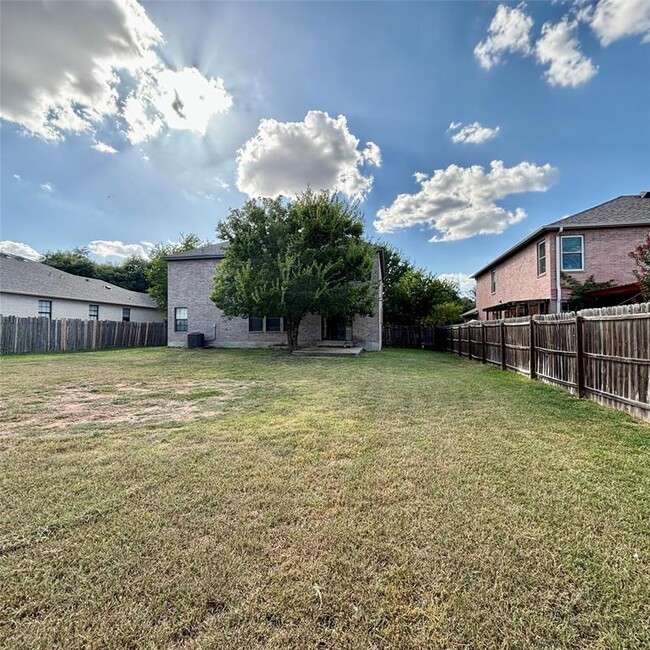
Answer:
555;226;563;313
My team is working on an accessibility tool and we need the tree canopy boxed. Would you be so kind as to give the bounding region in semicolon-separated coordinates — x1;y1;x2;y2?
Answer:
629;234;650;301
212;190;376;350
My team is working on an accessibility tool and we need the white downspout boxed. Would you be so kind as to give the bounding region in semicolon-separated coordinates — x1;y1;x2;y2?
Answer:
555;226;563;313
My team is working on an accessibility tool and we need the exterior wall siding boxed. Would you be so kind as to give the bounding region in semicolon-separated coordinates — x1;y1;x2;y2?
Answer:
0;293;162;322
167;253;383;351
475;226;648;317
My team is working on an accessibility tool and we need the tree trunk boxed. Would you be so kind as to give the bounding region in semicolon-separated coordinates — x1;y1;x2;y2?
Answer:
285;317;301;352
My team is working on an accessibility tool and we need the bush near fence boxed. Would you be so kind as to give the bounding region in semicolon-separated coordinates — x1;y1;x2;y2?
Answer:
440;303;650;422
0;316;167;355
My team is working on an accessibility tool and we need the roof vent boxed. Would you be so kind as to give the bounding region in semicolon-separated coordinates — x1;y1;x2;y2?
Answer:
640;191;650;198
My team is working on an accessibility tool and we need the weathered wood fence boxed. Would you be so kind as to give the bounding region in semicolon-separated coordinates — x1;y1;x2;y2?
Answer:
0;316;167;355
382;324;436;349
440;303;650;422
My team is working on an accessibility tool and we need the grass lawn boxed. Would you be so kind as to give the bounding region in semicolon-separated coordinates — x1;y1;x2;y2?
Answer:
1;347;649;649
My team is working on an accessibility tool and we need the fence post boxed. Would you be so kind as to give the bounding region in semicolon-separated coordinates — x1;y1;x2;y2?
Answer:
529;317;536;379
500;321;507;371
575;314;585;397
468;326;472;361
481;322;486;364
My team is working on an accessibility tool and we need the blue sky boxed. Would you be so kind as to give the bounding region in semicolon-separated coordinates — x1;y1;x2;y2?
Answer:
1;0;649;293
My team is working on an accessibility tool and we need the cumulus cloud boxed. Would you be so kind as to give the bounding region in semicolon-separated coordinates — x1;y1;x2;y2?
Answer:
236;111;381;201
535;18;597;87
40;182;54;193
0;0;231;145
448;121;500;144
589;0;650;46
0;240;41;260
88;240;152;258
92;141;118;154
439;273;476;297
474;4;534;69
374;160;558;242
13;174;21;181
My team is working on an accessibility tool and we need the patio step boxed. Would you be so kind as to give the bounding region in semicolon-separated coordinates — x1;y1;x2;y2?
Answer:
292;346;363;357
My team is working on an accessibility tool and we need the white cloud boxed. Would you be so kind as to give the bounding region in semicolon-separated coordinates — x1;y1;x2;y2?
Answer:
92;141;118;154
374;160;558;242
88;240;152;259
448;121;500;144
474;4;534;69
589;0;650;46
13;174;21;181
214;177;230;191
0;0;231;145
236;111;381;201
0;240;40;260
535;18;598;87
40;182;54;193
439;273;476;297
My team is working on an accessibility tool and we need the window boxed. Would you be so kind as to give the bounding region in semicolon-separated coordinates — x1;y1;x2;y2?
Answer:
38;300;52;319
266;316;281;332
537;241;547;276
490;269;497;294
122;307;131;322
561;235;584;271
175;307;188;332
248;316;263;332
89;304;99;320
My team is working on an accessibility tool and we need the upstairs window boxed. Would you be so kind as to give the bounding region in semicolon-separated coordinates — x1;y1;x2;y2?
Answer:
175;307;188;332
266;316;282;332
122;307;131;322
537;241;547;276
89;304;99;320
248;316;263;332
561;235;584;271
490;269;497;294
38;300;52;319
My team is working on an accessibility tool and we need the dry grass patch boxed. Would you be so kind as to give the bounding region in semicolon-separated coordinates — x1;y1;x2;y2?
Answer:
0;347;649;649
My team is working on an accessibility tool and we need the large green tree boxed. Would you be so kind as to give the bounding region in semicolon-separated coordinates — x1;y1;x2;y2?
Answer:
212;191;376;351
40;247;97;279
146;233;203;314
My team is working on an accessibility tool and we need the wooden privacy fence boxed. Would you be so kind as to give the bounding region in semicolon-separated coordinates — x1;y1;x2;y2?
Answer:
441;303;650;422
0;316;167;355
383;324;436;349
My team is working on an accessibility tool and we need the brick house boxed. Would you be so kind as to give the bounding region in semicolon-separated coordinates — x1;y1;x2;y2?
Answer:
165;244;384;350
473;194;650;320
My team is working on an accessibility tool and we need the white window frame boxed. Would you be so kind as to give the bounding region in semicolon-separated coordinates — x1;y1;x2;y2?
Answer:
537;240;547;276
560;235;584;272
174;307;188;332
89;304;99;320
490;269;497;294
38;299;52;319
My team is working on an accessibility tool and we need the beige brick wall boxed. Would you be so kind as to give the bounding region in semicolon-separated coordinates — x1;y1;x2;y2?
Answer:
0;292;162;322
167;252;383;350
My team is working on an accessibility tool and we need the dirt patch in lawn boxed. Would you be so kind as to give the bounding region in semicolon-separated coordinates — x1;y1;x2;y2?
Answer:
0;378;253;435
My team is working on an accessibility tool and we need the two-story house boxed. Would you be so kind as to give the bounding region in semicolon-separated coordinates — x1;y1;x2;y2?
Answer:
473;194;650;320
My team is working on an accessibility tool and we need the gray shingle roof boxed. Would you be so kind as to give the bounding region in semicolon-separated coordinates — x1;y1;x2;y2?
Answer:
472;194;650;278
547;195;650;228
0;254;158;308
164;243;227;261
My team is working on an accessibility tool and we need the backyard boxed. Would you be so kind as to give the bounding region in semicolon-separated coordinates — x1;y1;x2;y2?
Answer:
1;347;649;649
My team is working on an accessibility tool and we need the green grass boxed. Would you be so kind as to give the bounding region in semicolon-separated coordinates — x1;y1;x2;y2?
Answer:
1;347;649;649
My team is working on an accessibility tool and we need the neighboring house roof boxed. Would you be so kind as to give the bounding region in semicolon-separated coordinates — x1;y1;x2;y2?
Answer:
472;194;650;278
0;253;157;308
164;243;227;261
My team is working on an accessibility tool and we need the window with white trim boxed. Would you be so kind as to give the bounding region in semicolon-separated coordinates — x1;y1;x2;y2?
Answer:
490;269;497;294
175;307;188;332
537;241;546;276
38;300;52;318
266;316;282;332
89;304;99;320
561;235;584;271
122;307;131;322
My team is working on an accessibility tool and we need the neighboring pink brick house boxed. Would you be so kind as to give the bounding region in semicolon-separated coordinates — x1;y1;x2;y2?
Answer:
473;194;650;320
